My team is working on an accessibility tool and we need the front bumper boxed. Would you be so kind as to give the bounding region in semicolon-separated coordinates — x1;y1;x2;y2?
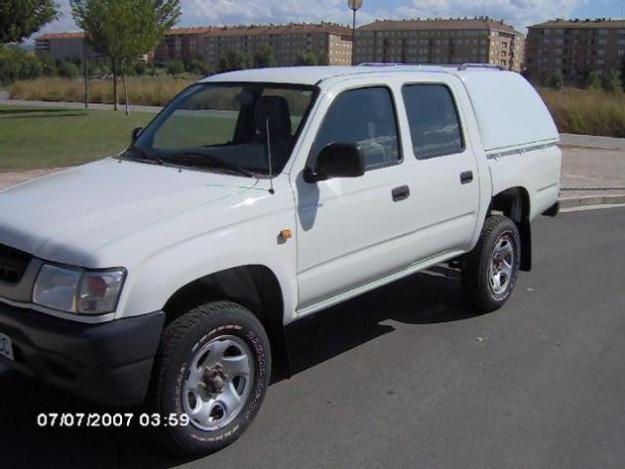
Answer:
0;302;164;407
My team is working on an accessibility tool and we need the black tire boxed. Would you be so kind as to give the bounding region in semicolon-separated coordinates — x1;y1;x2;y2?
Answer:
152;301;271;456
462;215;521;313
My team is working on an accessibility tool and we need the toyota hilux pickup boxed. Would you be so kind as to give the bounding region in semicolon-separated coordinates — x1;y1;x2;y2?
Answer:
0;65;561;455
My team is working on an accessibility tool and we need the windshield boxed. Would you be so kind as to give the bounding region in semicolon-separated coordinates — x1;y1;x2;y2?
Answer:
126;83;317;177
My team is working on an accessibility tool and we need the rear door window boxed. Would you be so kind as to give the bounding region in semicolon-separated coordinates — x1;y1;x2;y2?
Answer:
402;84;464;160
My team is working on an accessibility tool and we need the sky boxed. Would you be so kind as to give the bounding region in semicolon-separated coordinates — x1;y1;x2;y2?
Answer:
37;0;625;39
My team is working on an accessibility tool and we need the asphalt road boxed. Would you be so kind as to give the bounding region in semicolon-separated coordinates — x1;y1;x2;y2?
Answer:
1;207;625;468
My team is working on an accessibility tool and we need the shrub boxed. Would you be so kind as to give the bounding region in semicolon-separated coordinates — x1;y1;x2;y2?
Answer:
184;58;212;76
546;70;564;90
39;54;56;76
601;70;622;93
254;43;276;68
27;55;44;77
166;59;185;77
93;61;111;77
584;70;601;90
0;46;43;84
296;52;319;66
218;49;250;73
539;87;625;138
134;60;147;76
58;60;80;79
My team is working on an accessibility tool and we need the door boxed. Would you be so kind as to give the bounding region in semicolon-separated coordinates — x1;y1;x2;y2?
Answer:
295;86;417;309
399;82;480;257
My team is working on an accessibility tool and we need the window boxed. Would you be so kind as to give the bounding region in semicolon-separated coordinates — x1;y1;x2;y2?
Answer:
402;84;464;160
131;83;316;176
310;87;401;171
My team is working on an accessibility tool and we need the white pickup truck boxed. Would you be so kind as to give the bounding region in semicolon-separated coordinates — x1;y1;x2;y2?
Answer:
0;65;561;455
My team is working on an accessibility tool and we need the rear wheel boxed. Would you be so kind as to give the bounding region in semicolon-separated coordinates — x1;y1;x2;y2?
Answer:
152;301;271;456
462;216;521;312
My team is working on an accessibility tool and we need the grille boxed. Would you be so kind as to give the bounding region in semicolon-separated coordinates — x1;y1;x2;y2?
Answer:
0;244;32;284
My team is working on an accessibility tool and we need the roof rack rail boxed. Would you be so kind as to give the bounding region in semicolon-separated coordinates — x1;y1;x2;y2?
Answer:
457;63;506;71
357;62;407;67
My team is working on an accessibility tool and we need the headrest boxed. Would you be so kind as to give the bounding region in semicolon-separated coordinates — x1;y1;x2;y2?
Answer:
254;96;292;138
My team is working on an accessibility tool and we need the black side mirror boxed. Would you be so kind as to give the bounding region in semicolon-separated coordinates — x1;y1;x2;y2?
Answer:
304;143;365;183
132;127;144;143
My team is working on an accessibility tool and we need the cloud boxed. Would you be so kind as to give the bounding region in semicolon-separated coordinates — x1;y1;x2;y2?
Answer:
180;0;373;25
34;0;588;40
35;1;79;36
378;0;588;31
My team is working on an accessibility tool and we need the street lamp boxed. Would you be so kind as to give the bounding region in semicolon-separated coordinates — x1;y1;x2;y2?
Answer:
347;0;363;65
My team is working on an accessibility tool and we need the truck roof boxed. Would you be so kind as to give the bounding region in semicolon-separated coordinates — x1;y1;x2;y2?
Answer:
200;64;507;86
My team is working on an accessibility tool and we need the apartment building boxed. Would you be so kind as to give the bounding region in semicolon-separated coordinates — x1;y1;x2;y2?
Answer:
153;23;353;67
354;17;525;72
153;27;210;65
35;32;98;61
526;19;625;85
36;23;352;68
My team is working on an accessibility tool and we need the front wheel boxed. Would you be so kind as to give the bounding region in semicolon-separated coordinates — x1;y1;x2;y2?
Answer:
152;301;271;456
462;216;521;312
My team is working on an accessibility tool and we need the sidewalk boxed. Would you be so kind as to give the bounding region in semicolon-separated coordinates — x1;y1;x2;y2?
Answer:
559;134;625;208
1;98;162;113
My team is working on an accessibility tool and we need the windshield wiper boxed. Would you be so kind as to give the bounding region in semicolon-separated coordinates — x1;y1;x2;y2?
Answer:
163;152;255;178
122;146;166;166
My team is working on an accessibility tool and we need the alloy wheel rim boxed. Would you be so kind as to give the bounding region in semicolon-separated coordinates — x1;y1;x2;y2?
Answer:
182;335;254;431
488;232;516;296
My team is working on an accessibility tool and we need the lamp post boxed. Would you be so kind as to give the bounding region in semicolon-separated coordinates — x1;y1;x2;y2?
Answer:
347;0;363;65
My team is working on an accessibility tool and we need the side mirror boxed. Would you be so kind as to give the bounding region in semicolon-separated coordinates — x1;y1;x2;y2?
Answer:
131;127;144;143
304;143;365;183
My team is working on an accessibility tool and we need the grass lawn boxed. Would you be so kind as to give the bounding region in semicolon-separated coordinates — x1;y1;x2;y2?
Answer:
0;106;154;172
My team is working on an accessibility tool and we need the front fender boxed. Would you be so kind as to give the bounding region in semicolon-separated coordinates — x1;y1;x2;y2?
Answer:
114;217;298;325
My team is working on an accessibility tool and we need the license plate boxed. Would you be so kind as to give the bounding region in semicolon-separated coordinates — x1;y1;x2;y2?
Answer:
0;333;14;362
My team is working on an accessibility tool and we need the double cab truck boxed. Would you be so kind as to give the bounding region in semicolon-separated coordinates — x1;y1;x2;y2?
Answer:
0;65;561;455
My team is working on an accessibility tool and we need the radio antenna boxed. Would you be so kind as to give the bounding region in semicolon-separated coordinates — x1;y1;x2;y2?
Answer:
265;119;275;195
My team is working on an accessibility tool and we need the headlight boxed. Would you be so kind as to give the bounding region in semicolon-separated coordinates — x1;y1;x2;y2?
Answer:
33;264;126;315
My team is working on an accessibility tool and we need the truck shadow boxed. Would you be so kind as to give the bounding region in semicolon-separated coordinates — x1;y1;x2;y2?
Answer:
0;267;482;468
285;266;481;375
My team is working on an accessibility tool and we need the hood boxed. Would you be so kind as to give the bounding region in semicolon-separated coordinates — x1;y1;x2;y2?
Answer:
0;158;258;265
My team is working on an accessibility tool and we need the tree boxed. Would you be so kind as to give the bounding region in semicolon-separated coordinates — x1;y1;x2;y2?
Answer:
166;59;184;76
254;43;276;69
72;0;180;114
546;70;564;90
584;70;601;90
218;49;250;73
296;52;319;66
0;0;58;44
0;46;43;84
22;52;43;78
601;69;623;93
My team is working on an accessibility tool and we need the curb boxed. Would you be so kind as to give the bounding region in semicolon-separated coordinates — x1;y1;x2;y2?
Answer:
559;133;625;151
559;194;625;209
